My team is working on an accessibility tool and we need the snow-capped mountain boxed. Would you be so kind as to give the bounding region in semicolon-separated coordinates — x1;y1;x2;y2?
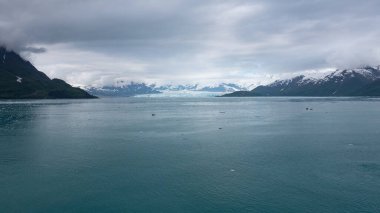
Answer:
224;66;380;97
86;82;249;97
269;66;380;87
156;83;246;93
198;83;246;92
155;84;199;91
147;83;248;97
85;82;160;97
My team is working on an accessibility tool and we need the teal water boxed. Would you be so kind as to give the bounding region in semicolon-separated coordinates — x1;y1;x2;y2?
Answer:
1;97;380;212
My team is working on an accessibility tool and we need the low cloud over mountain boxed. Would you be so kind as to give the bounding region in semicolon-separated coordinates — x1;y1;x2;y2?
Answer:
1;0;380;86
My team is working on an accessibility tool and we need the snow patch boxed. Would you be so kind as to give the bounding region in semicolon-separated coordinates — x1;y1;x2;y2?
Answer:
16;76;22;83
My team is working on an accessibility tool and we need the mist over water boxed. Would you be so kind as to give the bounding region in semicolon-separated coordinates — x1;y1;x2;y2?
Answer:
1;97;380;212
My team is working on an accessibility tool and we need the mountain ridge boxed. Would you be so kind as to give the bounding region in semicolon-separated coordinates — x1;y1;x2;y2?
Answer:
85;81;161;97
85;82;248;97
223;66;380;97
0;47;96;99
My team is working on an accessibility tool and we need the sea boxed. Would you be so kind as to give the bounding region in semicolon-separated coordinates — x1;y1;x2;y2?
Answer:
1;97;380;212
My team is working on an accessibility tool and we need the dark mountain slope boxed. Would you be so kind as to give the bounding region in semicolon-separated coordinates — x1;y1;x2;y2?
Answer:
0;47;96;99
353;80;380;96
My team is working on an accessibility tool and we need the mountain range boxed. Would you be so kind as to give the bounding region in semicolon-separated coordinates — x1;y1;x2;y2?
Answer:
223;66;380;97
85;83;248;97
85;82;160;97
0;47;95;99
4;45;380;99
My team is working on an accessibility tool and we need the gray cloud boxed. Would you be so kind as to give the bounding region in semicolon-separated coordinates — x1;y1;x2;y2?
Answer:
21;46;47;53
1;0;380;86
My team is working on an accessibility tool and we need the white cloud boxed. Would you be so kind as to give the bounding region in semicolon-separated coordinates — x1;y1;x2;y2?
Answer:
1;0;380;86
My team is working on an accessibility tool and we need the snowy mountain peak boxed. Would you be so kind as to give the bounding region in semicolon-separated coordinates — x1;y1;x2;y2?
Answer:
85;82;160;97
157;83;247;93
224;65;380;97
85;81;249;97
268;66;380;88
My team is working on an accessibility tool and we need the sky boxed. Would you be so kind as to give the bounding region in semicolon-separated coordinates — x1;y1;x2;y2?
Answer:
1;0;380;87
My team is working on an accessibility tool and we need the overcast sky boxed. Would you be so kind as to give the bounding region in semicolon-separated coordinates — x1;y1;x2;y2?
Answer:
1;0;380;86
